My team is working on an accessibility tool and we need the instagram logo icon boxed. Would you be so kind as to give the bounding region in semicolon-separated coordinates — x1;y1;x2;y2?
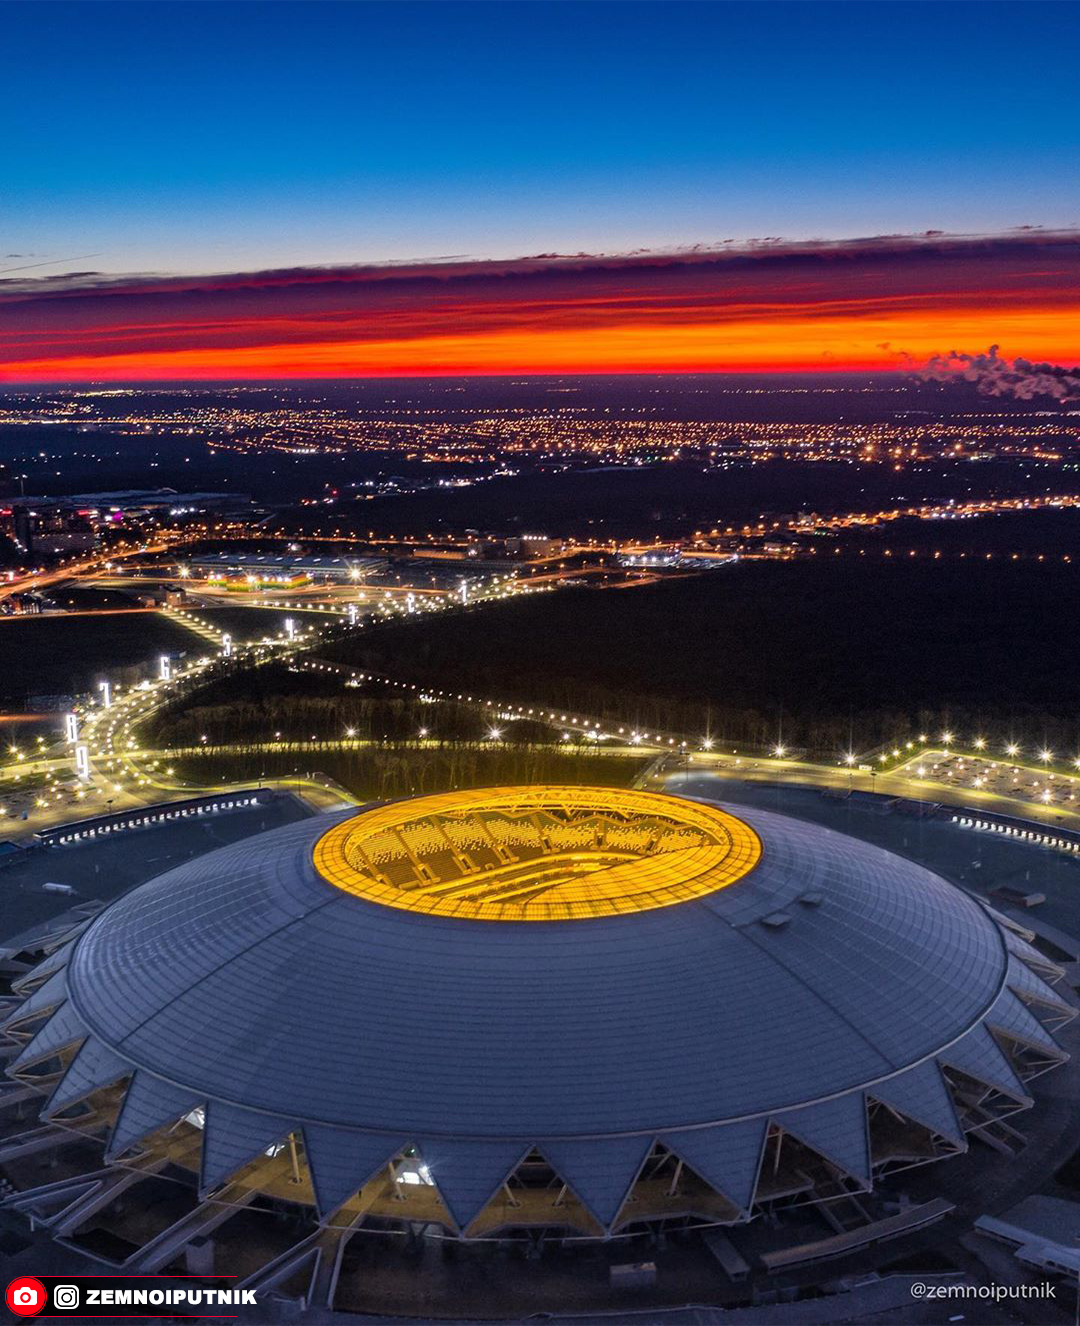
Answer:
5;1278;46;1317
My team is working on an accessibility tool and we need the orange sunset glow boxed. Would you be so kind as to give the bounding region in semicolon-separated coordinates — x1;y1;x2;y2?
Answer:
6;303;1080;382
3;234;1079;382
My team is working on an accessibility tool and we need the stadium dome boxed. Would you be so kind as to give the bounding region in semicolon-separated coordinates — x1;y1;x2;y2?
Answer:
4;786;1075;1242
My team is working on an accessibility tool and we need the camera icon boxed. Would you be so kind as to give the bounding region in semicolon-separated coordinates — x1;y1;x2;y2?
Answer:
5;1278;47;1317
55;1285;81;1310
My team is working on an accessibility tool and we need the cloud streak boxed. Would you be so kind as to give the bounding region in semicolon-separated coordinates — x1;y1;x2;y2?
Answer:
2;232;1079;381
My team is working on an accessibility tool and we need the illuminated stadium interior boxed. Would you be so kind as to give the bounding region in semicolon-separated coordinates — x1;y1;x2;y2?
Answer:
312;785;762;920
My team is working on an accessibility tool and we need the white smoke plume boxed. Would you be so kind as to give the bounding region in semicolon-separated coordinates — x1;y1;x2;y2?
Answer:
919;344;1080;403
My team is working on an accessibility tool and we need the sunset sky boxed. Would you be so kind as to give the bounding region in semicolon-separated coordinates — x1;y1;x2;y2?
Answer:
3;0;1079;382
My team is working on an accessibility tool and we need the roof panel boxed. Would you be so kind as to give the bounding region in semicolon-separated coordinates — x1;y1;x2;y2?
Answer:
419;1139;531;1231
10;1001;86;1072
774;1094;871;1186
868;1060;965;1148
539;1134;654;1228
661;1119;769;1214
108;1071;203;1159
939;1023;1032;1104
46;1038;129;1116
302;1125;404;1219
201;1101;294;1195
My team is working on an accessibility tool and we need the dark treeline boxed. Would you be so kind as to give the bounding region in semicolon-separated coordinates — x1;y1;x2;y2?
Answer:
171;745;643;801
145;662;551;749
320;560;1080;756
276;458;1056;542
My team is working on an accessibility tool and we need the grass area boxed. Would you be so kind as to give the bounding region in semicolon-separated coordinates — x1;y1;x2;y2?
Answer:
170;744;645;801
0;612;199;703
322;558;1080;753
47;585;141;611
191;605;340;642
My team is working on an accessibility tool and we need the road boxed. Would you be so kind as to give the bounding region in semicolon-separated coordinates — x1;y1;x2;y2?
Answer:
9;721;1080;847
0;538;181;603
679;748;1080;832
0;578;535;837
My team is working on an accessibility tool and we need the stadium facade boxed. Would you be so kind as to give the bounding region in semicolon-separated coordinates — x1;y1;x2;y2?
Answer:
1;786;1075;1272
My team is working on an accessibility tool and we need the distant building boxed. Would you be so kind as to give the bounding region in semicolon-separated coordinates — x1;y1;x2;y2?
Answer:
137;588;187;607
12;489;251;516
759;535;802;556
617;547;682;568
25;693;76;711
1;505;97;558
185;551;387;585
505;533;565;558
11;506;34;556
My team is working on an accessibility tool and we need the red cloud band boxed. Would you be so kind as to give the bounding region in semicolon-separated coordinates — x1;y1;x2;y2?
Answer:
2;232;1079;380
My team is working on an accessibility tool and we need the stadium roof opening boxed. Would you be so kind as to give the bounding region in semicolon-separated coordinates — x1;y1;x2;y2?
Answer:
312;785;761;920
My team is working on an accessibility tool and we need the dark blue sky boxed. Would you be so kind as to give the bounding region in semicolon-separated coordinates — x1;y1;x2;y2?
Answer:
5;0;1079;276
